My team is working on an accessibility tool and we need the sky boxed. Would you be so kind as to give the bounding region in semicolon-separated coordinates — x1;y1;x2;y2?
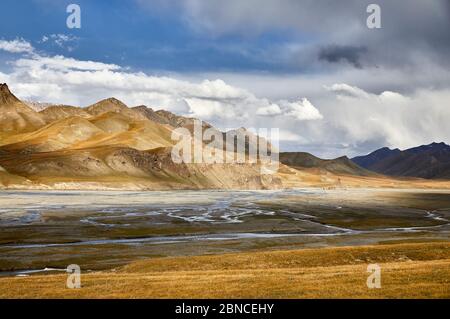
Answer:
0;0;449;158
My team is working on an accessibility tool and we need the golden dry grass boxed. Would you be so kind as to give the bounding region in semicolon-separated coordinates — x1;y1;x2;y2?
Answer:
1;242;449;299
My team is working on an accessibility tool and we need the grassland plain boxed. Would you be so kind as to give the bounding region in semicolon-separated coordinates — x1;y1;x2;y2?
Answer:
1;242;449;298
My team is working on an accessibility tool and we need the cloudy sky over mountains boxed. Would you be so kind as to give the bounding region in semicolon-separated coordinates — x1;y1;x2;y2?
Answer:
1;0;449;158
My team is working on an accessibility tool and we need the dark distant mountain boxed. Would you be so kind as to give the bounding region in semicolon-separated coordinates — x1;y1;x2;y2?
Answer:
280;152;376;176
351;142;450;179
352;147;401;168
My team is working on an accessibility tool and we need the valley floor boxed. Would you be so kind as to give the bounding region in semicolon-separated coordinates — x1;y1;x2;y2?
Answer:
1;242;449;298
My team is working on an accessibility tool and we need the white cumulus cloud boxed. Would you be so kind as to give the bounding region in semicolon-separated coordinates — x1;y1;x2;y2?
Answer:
281;98;323;121
0;38;34;54
1;37;448;158
0;41;322;127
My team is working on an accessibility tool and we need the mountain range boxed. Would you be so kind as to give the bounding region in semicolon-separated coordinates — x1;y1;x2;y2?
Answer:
279;152;376;177
0;83;284;190
352;143;450;179
0;83;449;190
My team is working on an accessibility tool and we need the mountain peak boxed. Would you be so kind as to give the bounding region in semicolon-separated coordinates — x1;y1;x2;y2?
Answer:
0;83;46;133
352;142;450;179
99;97;126;106
86;97;130;117
406;142;450;154
430;142;448;147
133;105;154;112
0;83;20;105
352;146;402;169
372;147;399;154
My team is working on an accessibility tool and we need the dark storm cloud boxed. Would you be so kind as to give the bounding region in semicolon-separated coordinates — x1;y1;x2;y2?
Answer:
318;45;368;69
139;0;450;75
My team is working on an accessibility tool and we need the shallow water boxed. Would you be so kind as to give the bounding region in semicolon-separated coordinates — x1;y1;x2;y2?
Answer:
0;189;449;274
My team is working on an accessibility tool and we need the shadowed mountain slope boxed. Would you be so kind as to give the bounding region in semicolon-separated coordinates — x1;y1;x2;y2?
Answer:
280;152;376;176
352;147;401;168
352;143;450;179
